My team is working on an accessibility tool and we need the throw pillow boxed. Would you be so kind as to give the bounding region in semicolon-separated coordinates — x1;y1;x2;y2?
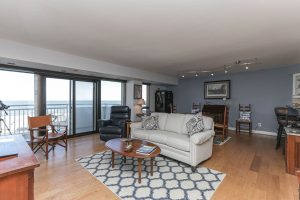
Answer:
239;111;251;121
186;113;204;136
142;116;159;130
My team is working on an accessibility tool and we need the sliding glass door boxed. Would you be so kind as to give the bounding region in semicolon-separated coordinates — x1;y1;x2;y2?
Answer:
75;81;95;134
46;78;71;134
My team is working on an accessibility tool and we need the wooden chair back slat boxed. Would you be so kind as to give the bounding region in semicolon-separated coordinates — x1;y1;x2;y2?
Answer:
28;115;52;129
239;104;251;112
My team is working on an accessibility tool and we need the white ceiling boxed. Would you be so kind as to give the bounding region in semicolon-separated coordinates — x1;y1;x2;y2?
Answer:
0;0;299;77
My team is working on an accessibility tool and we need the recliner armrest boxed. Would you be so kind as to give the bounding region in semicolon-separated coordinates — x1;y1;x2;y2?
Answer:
190;130;214;145
98;119;112;128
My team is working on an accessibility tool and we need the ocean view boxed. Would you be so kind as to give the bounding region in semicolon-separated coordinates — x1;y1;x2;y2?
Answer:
0;100;121;136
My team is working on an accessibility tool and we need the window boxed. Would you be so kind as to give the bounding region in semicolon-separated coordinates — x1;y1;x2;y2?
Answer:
101;81;123;119
142;84;150;107
0;70;34;136
46;78;70;133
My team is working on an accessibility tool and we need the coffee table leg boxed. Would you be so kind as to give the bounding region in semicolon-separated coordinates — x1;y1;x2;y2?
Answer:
138;158;142;183
111;151;115;168
123;156;126;163
150;157;154;176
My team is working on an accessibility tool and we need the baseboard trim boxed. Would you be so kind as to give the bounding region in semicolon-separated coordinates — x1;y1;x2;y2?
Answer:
228;127;276;137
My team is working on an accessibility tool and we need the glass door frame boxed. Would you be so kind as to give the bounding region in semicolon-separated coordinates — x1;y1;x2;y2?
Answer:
72;80;97;135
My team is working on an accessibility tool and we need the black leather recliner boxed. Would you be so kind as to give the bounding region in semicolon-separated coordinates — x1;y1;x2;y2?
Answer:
98;106;131;141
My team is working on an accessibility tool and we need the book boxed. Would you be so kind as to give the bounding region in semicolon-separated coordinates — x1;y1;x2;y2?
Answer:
136;145;156;155
0;140;18;159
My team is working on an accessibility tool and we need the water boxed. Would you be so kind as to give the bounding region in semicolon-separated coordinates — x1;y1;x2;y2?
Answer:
0;100;122;135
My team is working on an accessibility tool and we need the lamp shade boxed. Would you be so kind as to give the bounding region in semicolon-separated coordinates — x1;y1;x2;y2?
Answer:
136;99;145;105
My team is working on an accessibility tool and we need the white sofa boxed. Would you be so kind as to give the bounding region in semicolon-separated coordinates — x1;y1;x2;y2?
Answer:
130;112;215;170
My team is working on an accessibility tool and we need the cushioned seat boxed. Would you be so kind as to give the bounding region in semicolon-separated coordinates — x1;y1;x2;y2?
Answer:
130;112;214;170
148;130;169;144
163;132;190;152
100;126;122;135
98;106;131;141
131;129;151;140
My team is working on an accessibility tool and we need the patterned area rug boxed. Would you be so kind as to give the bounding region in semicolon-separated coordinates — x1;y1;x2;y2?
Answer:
76;151;225;200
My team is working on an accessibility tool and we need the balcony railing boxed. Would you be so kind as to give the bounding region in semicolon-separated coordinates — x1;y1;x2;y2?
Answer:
0;103;119;137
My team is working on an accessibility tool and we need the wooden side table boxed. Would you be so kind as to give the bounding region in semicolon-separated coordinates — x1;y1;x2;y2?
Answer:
126;121;132;138
236;120;252;135
285;128;300;175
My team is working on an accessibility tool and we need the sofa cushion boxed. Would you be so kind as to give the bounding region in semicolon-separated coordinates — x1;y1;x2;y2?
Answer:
164;114;186;134
148;130;169;144
131;129;151;140
99;126;122;135
142;116;159;130
186;113;205;136
151;112;168;130
163;132;190;152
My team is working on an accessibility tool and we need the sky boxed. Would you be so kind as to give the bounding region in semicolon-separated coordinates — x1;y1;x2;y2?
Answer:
0;70;34;102
0;70;122;103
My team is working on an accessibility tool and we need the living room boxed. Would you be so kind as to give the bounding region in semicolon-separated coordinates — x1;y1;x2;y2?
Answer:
0;1;300;200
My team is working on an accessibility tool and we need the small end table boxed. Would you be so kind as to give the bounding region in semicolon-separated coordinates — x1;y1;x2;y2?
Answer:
126;121;132;138
236;119;252;135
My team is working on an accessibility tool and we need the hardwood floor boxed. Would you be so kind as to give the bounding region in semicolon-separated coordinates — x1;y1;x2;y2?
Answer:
34;132;299;200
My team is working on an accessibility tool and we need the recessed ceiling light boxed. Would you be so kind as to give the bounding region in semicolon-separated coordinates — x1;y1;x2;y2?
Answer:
201;70;212;73
245;66;249;70
181;75;185;78
211;73;214;76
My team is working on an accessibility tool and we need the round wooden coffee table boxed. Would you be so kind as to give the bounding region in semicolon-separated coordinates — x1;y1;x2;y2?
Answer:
105;138;161;183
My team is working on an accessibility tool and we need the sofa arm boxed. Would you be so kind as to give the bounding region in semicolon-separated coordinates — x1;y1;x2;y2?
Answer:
190;130;215;145
130;122;142;129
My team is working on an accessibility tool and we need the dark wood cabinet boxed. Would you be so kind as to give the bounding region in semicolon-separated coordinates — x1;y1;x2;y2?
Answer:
155;90;173;113
285;129;300;175
0;135;40;200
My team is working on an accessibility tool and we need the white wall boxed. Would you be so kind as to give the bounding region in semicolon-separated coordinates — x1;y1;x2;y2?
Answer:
0;39;178;85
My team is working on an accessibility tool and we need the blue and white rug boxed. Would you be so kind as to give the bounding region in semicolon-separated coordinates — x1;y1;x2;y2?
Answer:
76;151;225;200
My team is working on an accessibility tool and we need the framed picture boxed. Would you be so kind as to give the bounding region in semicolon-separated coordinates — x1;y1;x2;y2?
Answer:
134;84;142;99
204;80;231;99
293;73;300;98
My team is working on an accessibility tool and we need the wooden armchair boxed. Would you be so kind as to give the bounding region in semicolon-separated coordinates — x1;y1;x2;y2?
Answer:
28;115;68;160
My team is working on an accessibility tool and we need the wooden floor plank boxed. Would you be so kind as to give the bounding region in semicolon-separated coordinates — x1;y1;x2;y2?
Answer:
34;131;299;200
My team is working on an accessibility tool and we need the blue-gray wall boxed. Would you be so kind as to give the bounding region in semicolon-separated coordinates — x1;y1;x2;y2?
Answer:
168;65;300;133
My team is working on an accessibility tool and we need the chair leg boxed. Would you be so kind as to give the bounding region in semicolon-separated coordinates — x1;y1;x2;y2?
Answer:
45;142;49;160
191;166;196;173
30;141;34;150
276;125;283;149
222;128;225;142
65;135;68;151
